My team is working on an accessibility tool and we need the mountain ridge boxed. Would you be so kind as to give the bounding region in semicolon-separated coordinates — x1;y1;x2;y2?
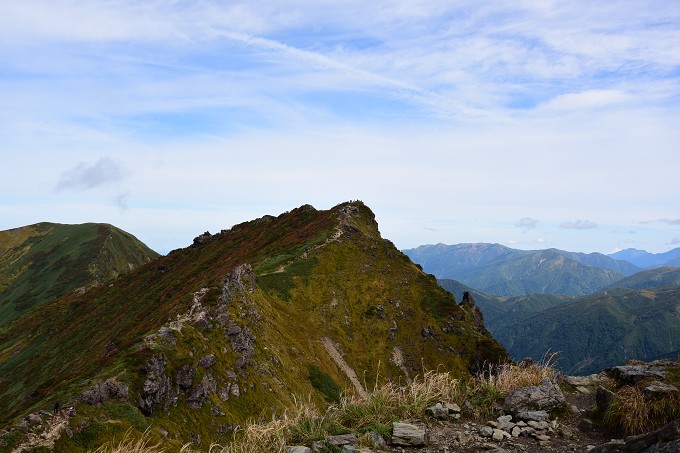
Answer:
0;222;159;324
0;202;507;452
404;244;627;297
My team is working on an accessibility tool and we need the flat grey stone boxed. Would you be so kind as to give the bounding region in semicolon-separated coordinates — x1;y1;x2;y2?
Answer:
392;422;426;446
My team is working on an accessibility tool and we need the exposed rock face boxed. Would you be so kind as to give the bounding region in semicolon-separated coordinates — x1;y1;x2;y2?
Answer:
502;378;566;414
230;325;255;369
138;354;172;415
80;378;129;406
176;364;196;391
186;373;217;408
220;264;257;306
460;291;485;330
197;354;216;369
643;381;678;399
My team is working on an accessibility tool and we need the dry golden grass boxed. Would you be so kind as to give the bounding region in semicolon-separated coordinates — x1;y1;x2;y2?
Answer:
89;430;163;453
482;353;557;394
91;360;563;452
209;370;462;452
605;385;680;435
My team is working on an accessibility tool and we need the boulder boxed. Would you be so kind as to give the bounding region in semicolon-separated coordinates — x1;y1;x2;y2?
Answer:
515;410;549;422
607;364;667;386
327;434;357;447
563;373;607;387
392;422;426;446
479;426;494;437
643;381;678;399
426;402;449;420
502;378;566;414
288;447;311;453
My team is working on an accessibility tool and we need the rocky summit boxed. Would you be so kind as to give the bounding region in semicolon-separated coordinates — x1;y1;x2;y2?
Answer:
0;201;506;452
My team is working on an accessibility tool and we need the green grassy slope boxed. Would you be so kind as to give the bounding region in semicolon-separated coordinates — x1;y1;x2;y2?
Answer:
0;222;159;323
437;278;573;341
454;249;624;296
0;202;507;452
495;285;680;374
438;275;680;376
604;266;680;290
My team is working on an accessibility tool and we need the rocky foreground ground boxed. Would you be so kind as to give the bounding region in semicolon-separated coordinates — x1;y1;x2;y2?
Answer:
4;361;679;452
289;361;680;453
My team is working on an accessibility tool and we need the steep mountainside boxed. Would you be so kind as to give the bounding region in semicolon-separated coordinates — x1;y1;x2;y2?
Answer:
438;269;680;375
491;285;680;375
604;266;680;290
0;222;159;323
609;247;680;268
437;279;573;343
0;202;506;452
453;249;623;297
405;244;627;296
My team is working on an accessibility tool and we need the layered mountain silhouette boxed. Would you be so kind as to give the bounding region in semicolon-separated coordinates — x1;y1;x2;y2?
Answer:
0;202;506;451
609;247;680;268
440;266;680;375
0;222;158;324
403;243;635;296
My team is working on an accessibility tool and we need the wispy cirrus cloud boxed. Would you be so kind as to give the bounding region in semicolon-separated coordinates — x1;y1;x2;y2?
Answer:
560;220;598;230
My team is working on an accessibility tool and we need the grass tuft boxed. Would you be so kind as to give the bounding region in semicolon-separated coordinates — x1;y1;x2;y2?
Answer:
604;385;680;435
88;429;163;453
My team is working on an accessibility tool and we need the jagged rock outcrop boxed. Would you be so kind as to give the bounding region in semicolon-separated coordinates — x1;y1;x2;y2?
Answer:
176;363;196;391
186;373;217;408
220;264;257;306
138;354;173;415
230;324;255;370
80;378;129;406
460;291;485;330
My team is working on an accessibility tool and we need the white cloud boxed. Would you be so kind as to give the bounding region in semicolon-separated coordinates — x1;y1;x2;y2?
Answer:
539;90;629;112
516;217;539;230
560;220;598;230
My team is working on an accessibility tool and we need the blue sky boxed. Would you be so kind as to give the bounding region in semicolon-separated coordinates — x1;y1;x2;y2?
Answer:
1;0;679;254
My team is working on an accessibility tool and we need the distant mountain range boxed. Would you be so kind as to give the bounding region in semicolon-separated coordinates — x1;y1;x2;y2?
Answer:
609;247;680;268
0;222;158;324
439;265;680;374
403;243;639;297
